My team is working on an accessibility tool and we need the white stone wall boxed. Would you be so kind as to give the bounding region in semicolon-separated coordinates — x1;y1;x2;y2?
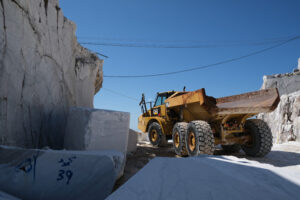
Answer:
259;91;300;143
259;62;300;143
261;74;300;96
0;0;103;149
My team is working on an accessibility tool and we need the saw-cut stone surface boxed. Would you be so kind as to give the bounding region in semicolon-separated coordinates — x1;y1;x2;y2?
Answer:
0;145;122;200
64;107;130;178
0;0;103;149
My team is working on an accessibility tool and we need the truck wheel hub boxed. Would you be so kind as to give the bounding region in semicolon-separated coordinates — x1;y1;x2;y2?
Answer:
151;130;158;142
174;132;180;148
189;132;196;151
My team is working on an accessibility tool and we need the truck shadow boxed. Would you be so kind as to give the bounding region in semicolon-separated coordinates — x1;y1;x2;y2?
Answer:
215;148;300;167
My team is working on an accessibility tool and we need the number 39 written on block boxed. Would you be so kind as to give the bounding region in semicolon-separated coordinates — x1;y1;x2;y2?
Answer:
56;169;73;185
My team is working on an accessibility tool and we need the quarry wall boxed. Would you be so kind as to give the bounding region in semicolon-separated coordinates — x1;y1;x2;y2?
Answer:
0;0;103;149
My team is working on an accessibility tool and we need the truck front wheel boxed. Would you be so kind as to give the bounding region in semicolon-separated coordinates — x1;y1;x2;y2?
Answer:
242;119;273;157
148;122;168;147
185;120;215;156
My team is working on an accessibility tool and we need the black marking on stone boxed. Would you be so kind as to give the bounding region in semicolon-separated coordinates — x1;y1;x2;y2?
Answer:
44;0;48;16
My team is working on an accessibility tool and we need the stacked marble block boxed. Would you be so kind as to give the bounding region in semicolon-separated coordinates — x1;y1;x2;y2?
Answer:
64;107;130;178
0;146;124;200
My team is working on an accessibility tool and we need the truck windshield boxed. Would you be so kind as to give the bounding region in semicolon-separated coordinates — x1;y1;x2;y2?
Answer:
154;95;168;107
154;96;162;106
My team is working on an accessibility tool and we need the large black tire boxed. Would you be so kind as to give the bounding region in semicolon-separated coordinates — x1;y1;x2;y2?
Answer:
221;144;241;153
185;120;215;156
241;119;273;157
148;122;168;147
172;122;188;156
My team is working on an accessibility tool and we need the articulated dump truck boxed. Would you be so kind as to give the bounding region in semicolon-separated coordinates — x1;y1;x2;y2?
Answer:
138;88;280;157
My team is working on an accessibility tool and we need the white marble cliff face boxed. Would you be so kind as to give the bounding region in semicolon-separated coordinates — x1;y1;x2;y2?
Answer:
0;0;103;149
259;90;300;143
259;68;300;143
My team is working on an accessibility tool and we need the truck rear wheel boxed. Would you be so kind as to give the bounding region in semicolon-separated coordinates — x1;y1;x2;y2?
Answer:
185;120;215;156
148;122;168;147
242;119;273;157
172;122;188;156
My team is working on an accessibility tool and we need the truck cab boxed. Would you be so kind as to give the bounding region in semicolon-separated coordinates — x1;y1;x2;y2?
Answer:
138;91;175;142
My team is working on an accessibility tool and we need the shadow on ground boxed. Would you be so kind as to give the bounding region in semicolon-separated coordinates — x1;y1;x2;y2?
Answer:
114;143;300;191
236;150;300;167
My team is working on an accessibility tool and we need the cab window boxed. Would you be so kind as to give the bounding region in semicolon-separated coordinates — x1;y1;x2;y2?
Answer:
162;96;167;104
154;95;168;107
154;96;162;107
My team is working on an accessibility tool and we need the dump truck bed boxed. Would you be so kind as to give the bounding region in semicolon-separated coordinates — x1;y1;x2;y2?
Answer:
216;88;280;115
165;88;279;121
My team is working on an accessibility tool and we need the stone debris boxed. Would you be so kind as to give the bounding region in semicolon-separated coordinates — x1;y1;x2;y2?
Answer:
0;145;123;200
108;155;300;200
0;0;103;149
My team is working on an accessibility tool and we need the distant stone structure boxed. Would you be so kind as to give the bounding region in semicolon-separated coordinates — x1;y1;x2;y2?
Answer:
259;58;300;143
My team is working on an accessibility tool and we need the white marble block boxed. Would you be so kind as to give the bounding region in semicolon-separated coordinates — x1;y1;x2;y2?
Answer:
127;129;138;154
0;146;123;200
64;107;130;154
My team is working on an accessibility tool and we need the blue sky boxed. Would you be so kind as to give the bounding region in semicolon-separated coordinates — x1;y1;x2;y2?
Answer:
60;0;300;130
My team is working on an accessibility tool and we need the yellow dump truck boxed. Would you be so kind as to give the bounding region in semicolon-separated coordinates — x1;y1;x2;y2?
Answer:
138;88;279;157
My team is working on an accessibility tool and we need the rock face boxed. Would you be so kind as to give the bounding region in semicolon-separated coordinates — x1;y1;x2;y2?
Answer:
259;90;300;143
259;62;300;143
0;0;103;149
261;74;300;96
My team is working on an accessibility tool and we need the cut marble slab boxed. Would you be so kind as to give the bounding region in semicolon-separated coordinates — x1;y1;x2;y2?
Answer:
0;146;123;200
64;107;130;178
